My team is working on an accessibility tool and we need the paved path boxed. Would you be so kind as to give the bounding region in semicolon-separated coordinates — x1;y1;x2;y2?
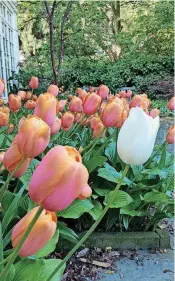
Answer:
94;249;174;281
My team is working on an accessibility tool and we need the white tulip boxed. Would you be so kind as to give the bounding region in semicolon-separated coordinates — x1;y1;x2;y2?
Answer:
117;107;159;165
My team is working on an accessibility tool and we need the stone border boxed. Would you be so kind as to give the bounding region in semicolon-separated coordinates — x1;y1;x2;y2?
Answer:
57;230;170;251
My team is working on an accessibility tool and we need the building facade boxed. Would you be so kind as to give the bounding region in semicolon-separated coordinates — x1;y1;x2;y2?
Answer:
0;0;19;101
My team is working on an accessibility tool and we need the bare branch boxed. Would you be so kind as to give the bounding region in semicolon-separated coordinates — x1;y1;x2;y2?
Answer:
44;0;58;84
57;1;73;81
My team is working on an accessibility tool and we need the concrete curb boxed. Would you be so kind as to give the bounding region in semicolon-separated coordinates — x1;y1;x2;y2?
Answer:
57;229;170;251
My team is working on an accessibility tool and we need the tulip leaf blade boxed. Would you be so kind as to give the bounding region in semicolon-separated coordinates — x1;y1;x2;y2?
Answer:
141;168;168;179
143;190;170;204
34;230;59;259
105;190;133;208
84;156;107;173
2;184;26;233
14;259;65;281
58;222;79;244
98;163;133;186
57;199;94;219
89;200;103;220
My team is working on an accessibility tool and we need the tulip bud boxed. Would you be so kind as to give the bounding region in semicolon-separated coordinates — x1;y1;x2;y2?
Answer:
51;117;61;135
108;94;114;101
0;79;5;96
74;113;82;123
61;112;74;131
59;100;67;112
119;90;126;98
68;94;73;100
101;99;125;127
12;207;57;257
29;146;89;211
166;126;175;144
8;94;21;111
69;96;82;113
0;111;9;126
0;98;4;106
0;152;5;172
93;122;105;139
16;115;50;158
76;88;88;102
29;76;39;89
47;84;59;97
78;184;92;200
32;94;38;101
0;106;10;114
17;91;26;100
167;97;175;111
8;123;15;134
34;93;57;127
149;108;160;119
26;91;32;100
117;107;159;165
89;86;95;93
24;100;36;109
97;85;109;100
83;93;101;115
129;94;151;111
90;116;101;130
3;138;31;178
126;90;132;98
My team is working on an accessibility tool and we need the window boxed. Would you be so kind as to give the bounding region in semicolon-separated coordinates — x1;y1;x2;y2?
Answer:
0;1;18;101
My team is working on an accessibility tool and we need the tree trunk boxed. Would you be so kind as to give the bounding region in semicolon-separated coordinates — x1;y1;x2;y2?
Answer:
44;1;58;85
57;1;73;83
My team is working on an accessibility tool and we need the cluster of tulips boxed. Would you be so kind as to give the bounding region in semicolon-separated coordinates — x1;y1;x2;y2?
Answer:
0;76;174;280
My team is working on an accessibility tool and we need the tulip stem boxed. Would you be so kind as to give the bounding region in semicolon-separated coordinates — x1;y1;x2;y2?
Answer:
144;141;167;168
0;157;26;202
94;129;116;156
83;127;106;157
46;164;130;281
66;115;87;139
0;206;43;281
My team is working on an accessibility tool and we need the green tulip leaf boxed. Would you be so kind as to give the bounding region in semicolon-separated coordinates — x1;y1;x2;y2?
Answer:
89;200;103;220
143;190;169;204
98;163;133;186
84;156;107;173
105;190;133;208
14;259;65;281
57;199;93;219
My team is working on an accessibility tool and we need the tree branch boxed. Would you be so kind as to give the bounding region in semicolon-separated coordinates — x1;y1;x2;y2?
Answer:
57;1;73;82
44;0;58;84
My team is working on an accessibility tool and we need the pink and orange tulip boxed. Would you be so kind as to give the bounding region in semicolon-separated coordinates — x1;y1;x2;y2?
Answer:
34;93;57;126
29;76;39;89
17;91;26;101
3;138;31;178
29;146;89;211
24;100;36;109
16;115;50;158
97;84;109;100
47;84;59;97
69;96;82;113
83;93;101;115
166;126;175;144
50;117;61;135
61;112;74;131
9;94;21;111
12;207;57;257
0;79;5;96
167;97;175;111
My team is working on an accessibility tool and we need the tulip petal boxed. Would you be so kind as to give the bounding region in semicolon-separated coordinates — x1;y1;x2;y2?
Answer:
29;146;69;204
41;159;89;211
